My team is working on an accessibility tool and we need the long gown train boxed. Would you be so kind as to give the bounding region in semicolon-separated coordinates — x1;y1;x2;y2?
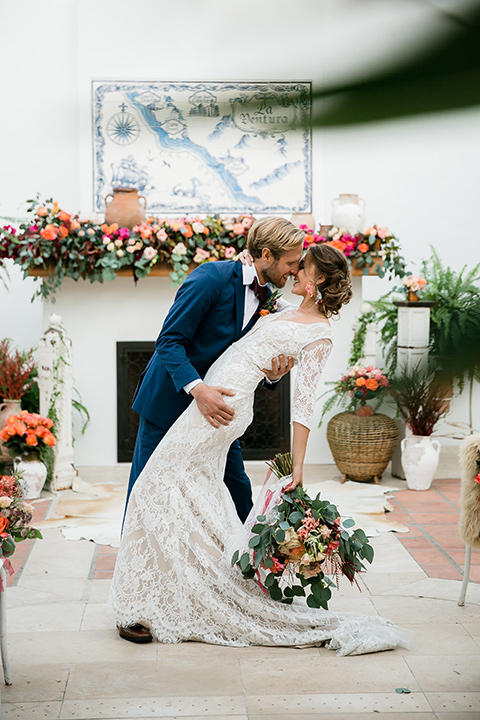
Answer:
109;310;409;655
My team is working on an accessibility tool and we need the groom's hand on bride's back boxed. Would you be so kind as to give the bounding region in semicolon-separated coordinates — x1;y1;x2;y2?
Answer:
190;383;236;428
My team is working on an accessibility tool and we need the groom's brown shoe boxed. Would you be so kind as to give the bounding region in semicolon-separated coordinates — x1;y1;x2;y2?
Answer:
118;624;153;643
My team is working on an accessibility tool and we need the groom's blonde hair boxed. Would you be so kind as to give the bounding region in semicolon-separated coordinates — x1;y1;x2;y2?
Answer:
247;217;305;259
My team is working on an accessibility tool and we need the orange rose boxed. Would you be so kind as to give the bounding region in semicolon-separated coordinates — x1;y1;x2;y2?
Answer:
36;206;48;217
330;239;347;252
43;417;54;429
182;225;193;238
304;234;316;246
25;433;38;446
43;432;56;447
57;211;71;223
357;243;369;253
365;379;379;391
70;220;81;231
355;377;366;387
0;429;9;442
40;225;58;241
0;517;10;534
58;226;69;239
13;422;27;435
35;425;47;437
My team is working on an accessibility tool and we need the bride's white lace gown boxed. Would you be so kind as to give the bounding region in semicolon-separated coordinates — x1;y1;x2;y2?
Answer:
109;309;408;655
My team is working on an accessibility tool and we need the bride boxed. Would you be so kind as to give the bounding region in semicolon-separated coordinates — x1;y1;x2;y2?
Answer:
109;243;408;655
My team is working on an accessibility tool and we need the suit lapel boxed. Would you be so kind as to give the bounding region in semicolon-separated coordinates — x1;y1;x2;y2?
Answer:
233;262;246;339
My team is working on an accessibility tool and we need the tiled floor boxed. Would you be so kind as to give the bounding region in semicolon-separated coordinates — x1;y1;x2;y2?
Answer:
2;458;480;720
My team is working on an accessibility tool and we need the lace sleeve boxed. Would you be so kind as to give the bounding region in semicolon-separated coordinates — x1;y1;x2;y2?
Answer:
291;338;333;430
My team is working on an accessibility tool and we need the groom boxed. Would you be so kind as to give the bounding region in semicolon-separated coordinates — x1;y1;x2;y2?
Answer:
119;216;304;642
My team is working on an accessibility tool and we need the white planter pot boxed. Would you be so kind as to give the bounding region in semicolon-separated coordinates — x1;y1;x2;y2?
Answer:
14;455;48;499
401;435;441;491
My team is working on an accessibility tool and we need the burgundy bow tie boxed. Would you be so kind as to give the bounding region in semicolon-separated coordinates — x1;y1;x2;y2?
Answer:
249;277;269;305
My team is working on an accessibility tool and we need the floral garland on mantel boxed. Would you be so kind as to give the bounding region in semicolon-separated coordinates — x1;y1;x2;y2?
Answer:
0;198;405;301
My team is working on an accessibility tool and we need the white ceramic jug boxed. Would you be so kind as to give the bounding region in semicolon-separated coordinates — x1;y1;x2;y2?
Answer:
331;194;366;234
14;455;47;499
401;435;441;491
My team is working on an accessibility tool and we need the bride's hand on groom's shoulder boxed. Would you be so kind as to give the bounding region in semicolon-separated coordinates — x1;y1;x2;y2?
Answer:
235;249;253;266
190;382;236;428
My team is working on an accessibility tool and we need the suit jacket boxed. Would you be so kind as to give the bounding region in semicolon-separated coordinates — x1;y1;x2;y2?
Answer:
132;260;269;430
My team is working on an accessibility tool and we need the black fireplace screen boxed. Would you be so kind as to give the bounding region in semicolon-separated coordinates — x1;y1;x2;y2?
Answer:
117;342;291;463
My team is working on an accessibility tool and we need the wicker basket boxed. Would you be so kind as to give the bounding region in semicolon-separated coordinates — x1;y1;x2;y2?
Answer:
326;411;399;483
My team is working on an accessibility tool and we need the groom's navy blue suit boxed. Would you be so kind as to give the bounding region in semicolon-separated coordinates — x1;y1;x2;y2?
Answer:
125;260;270;522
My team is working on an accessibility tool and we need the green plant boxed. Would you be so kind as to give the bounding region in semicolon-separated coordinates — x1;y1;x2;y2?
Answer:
390;364;449;436
421;249;480;387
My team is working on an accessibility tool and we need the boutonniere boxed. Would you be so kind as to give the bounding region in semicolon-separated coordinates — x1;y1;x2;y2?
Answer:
258;289;282;316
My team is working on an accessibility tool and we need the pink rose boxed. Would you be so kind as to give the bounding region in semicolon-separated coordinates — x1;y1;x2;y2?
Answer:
156;229;168;242
233;223;244;235
143;247;158;261
242;216;253;229
193;247;210;263
224;246;236;259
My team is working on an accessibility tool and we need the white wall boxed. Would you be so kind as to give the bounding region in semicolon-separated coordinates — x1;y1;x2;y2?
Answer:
1;0;478;464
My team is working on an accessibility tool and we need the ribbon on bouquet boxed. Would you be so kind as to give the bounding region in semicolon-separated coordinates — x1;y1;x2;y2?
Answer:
0;557;14;592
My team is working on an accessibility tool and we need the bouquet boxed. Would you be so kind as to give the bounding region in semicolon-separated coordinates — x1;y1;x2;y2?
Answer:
0;411;56;461
0;473;42;568
231;453;374;609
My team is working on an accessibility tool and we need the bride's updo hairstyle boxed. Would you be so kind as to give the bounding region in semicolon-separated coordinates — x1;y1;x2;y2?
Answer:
307;243;353;318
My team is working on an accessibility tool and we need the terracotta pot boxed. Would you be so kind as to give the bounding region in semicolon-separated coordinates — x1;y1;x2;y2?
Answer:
104;188;147;229
407;291;419;302
0;399;22;462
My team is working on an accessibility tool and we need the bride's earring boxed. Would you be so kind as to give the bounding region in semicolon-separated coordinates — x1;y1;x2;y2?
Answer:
316;287;323;305
305;281;315;299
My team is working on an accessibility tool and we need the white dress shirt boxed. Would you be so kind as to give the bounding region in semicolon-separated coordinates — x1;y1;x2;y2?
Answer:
184;263;267;395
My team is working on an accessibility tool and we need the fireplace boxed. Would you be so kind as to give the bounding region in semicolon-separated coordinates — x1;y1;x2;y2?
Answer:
117;342;291;463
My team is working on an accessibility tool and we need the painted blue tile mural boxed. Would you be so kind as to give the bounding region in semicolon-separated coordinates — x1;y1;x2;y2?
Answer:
93;81;311;215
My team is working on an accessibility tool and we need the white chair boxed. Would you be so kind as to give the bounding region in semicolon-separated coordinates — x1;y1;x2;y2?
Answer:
458;434;480;606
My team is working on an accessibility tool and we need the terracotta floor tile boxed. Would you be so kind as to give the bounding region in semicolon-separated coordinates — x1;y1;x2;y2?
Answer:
409;549;450;564
466;564;480;581
400;538;436;550
448;549;479;565
95;556;116;572
97;545;118;556
422;563;463;580
409;512;460;524
93;571;114;580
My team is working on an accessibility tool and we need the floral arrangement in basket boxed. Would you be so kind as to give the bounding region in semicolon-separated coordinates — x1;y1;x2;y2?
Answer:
0;197;255;300
320;365;391;424
300;224;405;279
0;472;43;585
231;453;374;608
0;411;56;461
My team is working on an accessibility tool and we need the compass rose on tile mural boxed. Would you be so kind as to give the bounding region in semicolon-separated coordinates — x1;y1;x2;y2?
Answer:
107;105;140;145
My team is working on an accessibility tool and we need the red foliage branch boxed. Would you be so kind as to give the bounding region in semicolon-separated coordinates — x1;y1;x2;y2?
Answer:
0;339;36;400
